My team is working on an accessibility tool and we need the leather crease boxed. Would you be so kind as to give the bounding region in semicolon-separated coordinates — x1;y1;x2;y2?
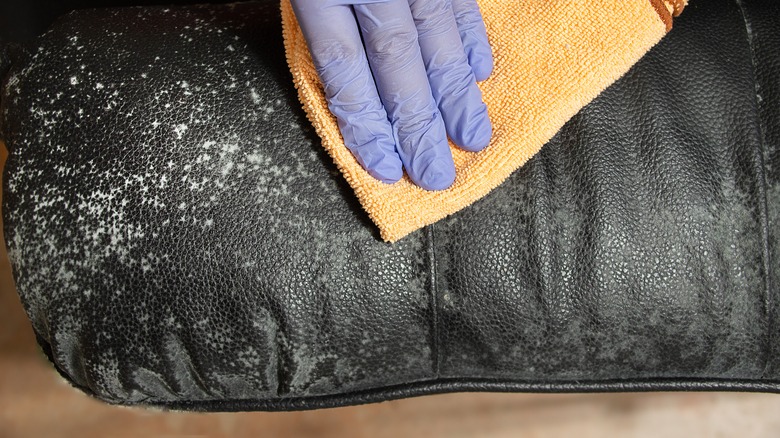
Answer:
735;0;775;380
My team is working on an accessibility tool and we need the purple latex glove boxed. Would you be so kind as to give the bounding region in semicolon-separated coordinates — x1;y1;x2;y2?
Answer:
291;0;493;191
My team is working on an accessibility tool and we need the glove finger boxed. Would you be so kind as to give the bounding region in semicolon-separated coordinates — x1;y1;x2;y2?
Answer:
290;1;403;183
451;0;493;81
409;0;491;152
354;0;456;191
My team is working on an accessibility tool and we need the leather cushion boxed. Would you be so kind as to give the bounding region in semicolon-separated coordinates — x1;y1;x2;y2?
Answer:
0;0;778;411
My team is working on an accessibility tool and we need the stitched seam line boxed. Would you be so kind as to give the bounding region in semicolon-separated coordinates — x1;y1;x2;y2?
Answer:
427;224;440;379
649;0;674;32
735;0;775;379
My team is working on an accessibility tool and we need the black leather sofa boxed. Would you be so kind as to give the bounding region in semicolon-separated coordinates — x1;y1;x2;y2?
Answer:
0;0;778;411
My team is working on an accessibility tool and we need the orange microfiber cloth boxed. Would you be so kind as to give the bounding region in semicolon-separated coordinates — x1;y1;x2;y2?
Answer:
281;0;686;242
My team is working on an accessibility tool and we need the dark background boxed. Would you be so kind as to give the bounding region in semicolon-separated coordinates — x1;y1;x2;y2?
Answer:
0;0;234;44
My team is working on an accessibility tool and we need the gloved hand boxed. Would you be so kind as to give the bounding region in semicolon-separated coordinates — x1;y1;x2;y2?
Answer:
291;0;493;191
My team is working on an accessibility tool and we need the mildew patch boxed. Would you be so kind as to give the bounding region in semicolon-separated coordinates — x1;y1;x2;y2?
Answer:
3;0;433;404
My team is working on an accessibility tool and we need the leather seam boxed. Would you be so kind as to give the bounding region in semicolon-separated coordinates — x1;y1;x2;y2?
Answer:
427;224;440;380
735;0;775;380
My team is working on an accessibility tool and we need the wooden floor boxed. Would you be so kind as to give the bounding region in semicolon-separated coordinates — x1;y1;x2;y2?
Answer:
2;145;780;437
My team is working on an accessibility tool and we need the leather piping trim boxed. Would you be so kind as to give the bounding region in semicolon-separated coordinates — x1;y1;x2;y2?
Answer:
105;378;780;412
37;332;780;412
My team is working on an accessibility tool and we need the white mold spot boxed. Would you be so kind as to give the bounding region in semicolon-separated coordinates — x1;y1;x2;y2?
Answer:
174;124;188;139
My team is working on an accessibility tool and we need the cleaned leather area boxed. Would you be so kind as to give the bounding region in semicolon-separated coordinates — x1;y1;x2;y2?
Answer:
0;0;778;410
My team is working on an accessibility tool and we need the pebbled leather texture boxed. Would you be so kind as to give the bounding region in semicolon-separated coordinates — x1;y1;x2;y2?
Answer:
0;0;778;411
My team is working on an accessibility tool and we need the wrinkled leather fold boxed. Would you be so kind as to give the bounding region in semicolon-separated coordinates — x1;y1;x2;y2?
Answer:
0;0;778;411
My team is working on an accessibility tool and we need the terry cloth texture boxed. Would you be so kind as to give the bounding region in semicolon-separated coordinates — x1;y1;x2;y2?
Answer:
281;0;686;242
